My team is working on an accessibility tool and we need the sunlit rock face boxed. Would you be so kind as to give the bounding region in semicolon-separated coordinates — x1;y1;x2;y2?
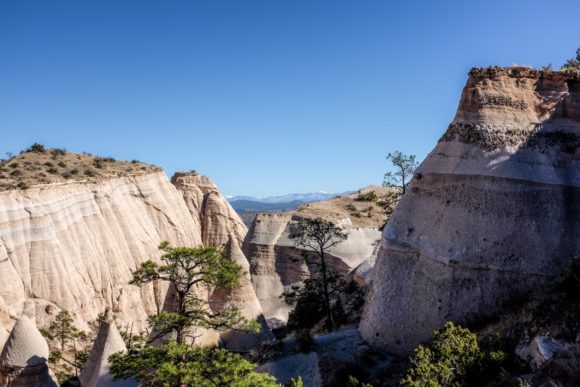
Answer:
0;167;267;349
360;67;580;356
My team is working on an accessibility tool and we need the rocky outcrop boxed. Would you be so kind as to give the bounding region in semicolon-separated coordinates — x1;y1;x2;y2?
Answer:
244;188;390;325
171;173;247;246
0;161;266;348
257;353;321;387
212;238;274;350
0;301;57;386
79;309;136;387
360;67;580;355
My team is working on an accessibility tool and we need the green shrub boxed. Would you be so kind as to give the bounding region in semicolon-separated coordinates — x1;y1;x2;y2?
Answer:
58;161;66;168
44;162;54;167
17;182;28;190
9;163;18;168
28;143;47;153
47;167;59;174
401;322;506;387
50;148;67;157
355;191;378;202
287;377;304;387
401;322;481;386
10;170;22;177
109;342;279;387
84;169;96;177
562;48;580;70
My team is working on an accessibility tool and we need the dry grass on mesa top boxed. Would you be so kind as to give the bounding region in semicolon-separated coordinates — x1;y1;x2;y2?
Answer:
295;185;398;229
0;144;161;191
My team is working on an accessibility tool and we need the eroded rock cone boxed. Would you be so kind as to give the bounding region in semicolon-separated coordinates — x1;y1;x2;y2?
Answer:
79;308;137;387
213;237;274;351
0;301;57;386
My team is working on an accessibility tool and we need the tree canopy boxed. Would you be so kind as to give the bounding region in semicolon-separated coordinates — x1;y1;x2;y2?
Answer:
110;342;279;387
384;151;418;194
130;242;257;344
287;217;348;331
562;48;580;70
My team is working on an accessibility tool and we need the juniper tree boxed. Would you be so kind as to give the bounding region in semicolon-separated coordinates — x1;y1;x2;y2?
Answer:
287;217;347;331
384;151;418;194
109;242;270;386
49;311;79;351
129;242;258;344
562;48;580;70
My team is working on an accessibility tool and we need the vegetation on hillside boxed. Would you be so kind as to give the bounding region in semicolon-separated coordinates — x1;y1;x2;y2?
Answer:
0;143;160;191
561;47;580;70
401;322;506;387
383;151;418;194
286;218;347;332
109;242;271;386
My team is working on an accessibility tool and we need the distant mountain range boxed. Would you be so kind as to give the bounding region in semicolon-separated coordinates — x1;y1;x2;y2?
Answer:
228;191;353;225
228;191;352;205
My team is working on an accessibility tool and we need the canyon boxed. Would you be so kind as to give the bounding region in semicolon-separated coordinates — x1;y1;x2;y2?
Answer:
2;66;580;386
242;186;392;326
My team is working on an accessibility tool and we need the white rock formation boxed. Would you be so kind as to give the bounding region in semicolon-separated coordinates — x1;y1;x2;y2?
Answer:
212;238;274;351
79;309;136;387
360;67;580;355
171;173;247;246
0;301;57;386
0;167;268;349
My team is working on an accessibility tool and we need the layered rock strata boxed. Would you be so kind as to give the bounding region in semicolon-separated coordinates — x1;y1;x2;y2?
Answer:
0;163;268;348
360;67;580;355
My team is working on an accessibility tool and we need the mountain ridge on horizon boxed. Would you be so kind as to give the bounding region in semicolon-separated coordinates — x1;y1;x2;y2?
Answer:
228;190;354;204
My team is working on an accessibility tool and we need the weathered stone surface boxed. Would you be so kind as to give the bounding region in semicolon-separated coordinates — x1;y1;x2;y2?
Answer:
79;309;136;387
244;188;390;325
0;301;57;386
516;336;568;370
0;167;265;349
257;352;320;387
171;173;247;246
212;238;273;351
360;67;580;355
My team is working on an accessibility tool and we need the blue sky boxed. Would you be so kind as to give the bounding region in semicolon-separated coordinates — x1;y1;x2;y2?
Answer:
1;1;579;196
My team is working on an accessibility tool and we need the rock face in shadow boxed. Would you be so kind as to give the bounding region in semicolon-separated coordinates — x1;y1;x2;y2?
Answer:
0;163;268;349
243;187;390;325
79;309;137;387
0;301;57;386
360;67;580;356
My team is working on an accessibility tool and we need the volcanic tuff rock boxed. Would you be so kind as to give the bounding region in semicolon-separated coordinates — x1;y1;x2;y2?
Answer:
0;151;266;349
360;67;580;355
0;301;57;386
79;309;136;387
243;187;392;324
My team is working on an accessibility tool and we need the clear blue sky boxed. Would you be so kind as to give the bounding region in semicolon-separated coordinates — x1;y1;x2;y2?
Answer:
1;1;579;196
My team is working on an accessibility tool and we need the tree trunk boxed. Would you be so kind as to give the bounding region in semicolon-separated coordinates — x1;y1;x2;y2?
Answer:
319;248;335;331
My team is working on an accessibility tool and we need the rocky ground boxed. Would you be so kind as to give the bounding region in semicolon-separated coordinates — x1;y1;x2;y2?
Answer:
0;144;161;191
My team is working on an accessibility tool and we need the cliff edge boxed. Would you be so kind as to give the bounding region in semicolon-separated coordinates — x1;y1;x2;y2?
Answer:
360;67;580;355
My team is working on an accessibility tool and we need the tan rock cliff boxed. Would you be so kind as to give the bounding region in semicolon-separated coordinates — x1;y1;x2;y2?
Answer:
360;67;580;355
0;156;267;349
